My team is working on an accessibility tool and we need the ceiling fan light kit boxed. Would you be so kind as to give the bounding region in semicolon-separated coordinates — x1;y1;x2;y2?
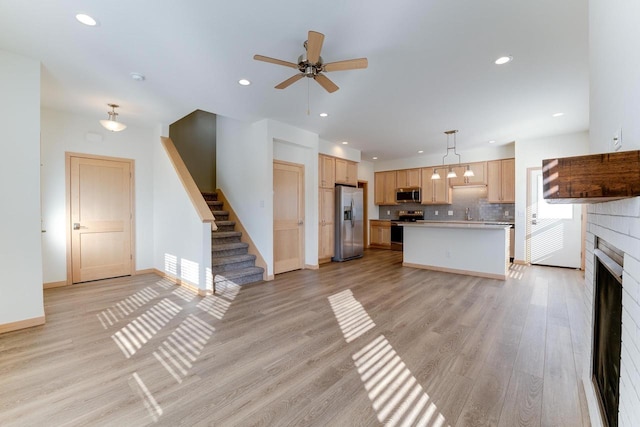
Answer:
254;30;368;93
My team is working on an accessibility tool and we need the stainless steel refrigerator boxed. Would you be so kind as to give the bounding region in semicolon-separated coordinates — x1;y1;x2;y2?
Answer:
332;185;364;262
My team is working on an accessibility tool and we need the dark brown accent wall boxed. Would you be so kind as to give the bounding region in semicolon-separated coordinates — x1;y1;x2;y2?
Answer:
169;110;216;193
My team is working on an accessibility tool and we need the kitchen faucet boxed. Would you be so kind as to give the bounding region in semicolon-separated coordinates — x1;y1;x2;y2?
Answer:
465;207;472;221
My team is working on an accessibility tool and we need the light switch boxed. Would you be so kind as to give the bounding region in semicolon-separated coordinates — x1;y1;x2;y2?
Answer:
435;210;438;216
448;210;453;216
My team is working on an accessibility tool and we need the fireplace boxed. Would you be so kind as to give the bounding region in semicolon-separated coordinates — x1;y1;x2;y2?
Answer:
592;239;624;427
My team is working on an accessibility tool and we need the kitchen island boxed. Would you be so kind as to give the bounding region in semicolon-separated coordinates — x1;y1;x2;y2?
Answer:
401;222;510;280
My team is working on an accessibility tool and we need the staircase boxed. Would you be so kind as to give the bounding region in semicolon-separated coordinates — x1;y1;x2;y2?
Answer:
202;192;264;287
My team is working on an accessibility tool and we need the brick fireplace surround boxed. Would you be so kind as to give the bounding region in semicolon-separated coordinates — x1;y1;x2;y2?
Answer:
583;197;640;427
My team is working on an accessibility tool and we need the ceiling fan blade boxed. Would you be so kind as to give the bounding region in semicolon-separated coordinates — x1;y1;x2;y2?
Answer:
306;31;325;64
253;55;298;69
275;74;304;89
314;74;339;93
323;58;369;72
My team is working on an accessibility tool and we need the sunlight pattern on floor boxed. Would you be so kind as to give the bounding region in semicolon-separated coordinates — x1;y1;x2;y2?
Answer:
328;289;376;343
509;263;526;280
197;295;231;319
111;298;182;358
96;287;158;329
214;279;241;301
130;372;163;422
152;314;215;383
172;286;197;302
155;278;175;290
353;336;449;427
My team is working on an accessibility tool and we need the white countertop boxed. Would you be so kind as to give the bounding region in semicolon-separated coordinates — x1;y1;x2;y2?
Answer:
401;221;511;230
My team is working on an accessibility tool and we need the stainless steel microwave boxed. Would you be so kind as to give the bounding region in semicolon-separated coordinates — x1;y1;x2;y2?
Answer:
396;187;421;203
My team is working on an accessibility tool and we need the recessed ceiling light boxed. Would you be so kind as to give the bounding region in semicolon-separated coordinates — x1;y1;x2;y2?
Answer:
418;150;424;154
75;13;97;26
130;72;145;82
342;141;348;145
319;113;328;117
372;157;378;160
494;56;513;65
552;112;564;117
238;79;251;86
488;140;496;144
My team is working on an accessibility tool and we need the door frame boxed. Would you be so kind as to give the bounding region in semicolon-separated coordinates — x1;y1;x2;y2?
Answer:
65;152;136;285
272;159;305;274
358;180;368;248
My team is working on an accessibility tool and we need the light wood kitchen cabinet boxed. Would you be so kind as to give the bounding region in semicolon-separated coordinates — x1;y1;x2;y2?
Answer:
335;158;358;186
448;162;487;186
396;168;421;188
374;171;397;205
420;167;452;204
318;187;335;262
487;158;515;203
319;155;335;188
370;220;391;249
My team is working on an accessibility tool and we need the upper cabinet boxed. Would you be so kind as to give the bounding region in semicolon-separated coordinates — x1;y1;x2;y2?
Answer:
448;162;487;186
335;158;358;186
319;155;336;188
487;158;515;203
396;168;421;188
375;171;397;205
420;167;451;204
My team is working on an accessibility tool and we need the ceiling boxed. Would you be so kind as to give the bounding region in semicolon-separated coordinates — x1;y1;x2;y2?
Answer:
0;0;588;161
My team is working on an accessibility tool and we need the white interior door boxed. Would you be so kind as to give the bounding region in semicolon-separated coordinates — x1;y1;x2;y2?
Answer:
528;168;582;268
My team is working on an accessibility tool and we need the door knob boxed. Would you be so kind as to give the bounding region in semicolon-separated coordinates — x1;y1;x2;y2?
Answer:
298;220;304;225
73;223;81;230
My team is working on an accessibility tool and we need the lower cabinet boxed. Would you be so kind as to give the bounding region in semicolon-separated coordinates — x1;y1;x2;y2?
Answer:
370;220;391;249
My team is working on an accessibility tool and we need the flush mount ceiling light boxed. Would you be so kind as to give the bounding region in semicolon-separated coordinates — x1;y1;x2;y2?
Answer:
488;140;496;144
319;113;329;117
130;72;145;82
238;79;251;86
418;150;424;154
494;55;513;65
342;141;348;145
75;13;97;26
432;130;474;180
552;112;565;117
99;104;127;132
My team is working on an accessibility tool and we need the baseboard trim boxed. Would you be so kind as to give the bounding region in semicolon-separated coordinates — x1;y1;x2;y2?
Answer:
305;264;319;270
135;269;156;275
152;268;210;296
402;262;506;281
0;315;46;335
513;259;528;265
43;280;68;289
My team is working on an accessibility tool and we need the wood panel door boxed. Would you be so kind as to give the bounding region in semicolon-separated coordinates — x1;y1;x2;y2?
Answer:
273;161;304;274
69;155;133;283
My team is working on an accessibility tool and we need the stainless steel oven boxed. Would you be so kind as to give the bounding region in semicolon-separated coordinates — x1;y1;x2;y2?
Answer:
390;210;424;251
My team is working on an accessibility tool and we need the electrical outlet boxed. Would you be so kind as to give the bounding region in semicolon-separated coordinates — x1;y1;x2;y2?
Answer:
613;128;622;151
448;210;453;216
504;211;509;217
387;210;391;215
435;210;438;216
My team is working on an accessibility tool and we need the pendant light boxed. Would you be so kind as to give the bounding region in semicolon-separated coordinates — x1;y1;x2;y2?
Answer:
99;104;127;132
431;130;474;179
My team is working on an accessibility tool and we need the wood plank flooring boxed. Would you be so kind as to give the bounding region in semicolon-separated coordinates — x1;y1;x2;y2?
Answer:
0;250;591;426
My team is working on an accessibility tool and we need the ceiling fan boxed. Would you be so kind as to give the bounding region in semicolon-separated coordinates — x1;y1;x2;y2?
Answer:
254;30;368;93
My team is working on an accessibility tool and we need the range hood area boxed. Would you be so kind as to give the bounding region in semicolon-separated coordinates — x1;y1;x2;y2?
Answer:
542;150;640;203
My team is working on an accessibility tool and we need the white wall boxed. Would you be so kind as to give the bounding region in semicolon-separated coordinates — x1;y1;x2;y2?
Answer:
40;108;156;283
584;1;640;426
358;160;378;248
513;131;590;261
373;143;515;171
217;117;273;274
153;136;212;291
0;50;43;326
319;138;361;163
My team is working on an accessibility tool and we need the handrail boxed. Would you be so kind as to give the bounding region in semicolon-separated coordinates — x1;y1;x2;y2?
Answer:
160;137;215;225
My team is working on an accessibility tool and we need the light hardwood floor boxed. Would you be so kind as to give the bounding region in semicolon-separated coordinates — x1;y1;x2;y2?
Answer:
0;250;591;426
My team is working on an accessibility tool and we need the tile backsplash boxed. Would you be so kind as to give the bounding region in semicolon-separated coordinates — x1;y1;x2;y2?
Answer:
378;186;515;222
